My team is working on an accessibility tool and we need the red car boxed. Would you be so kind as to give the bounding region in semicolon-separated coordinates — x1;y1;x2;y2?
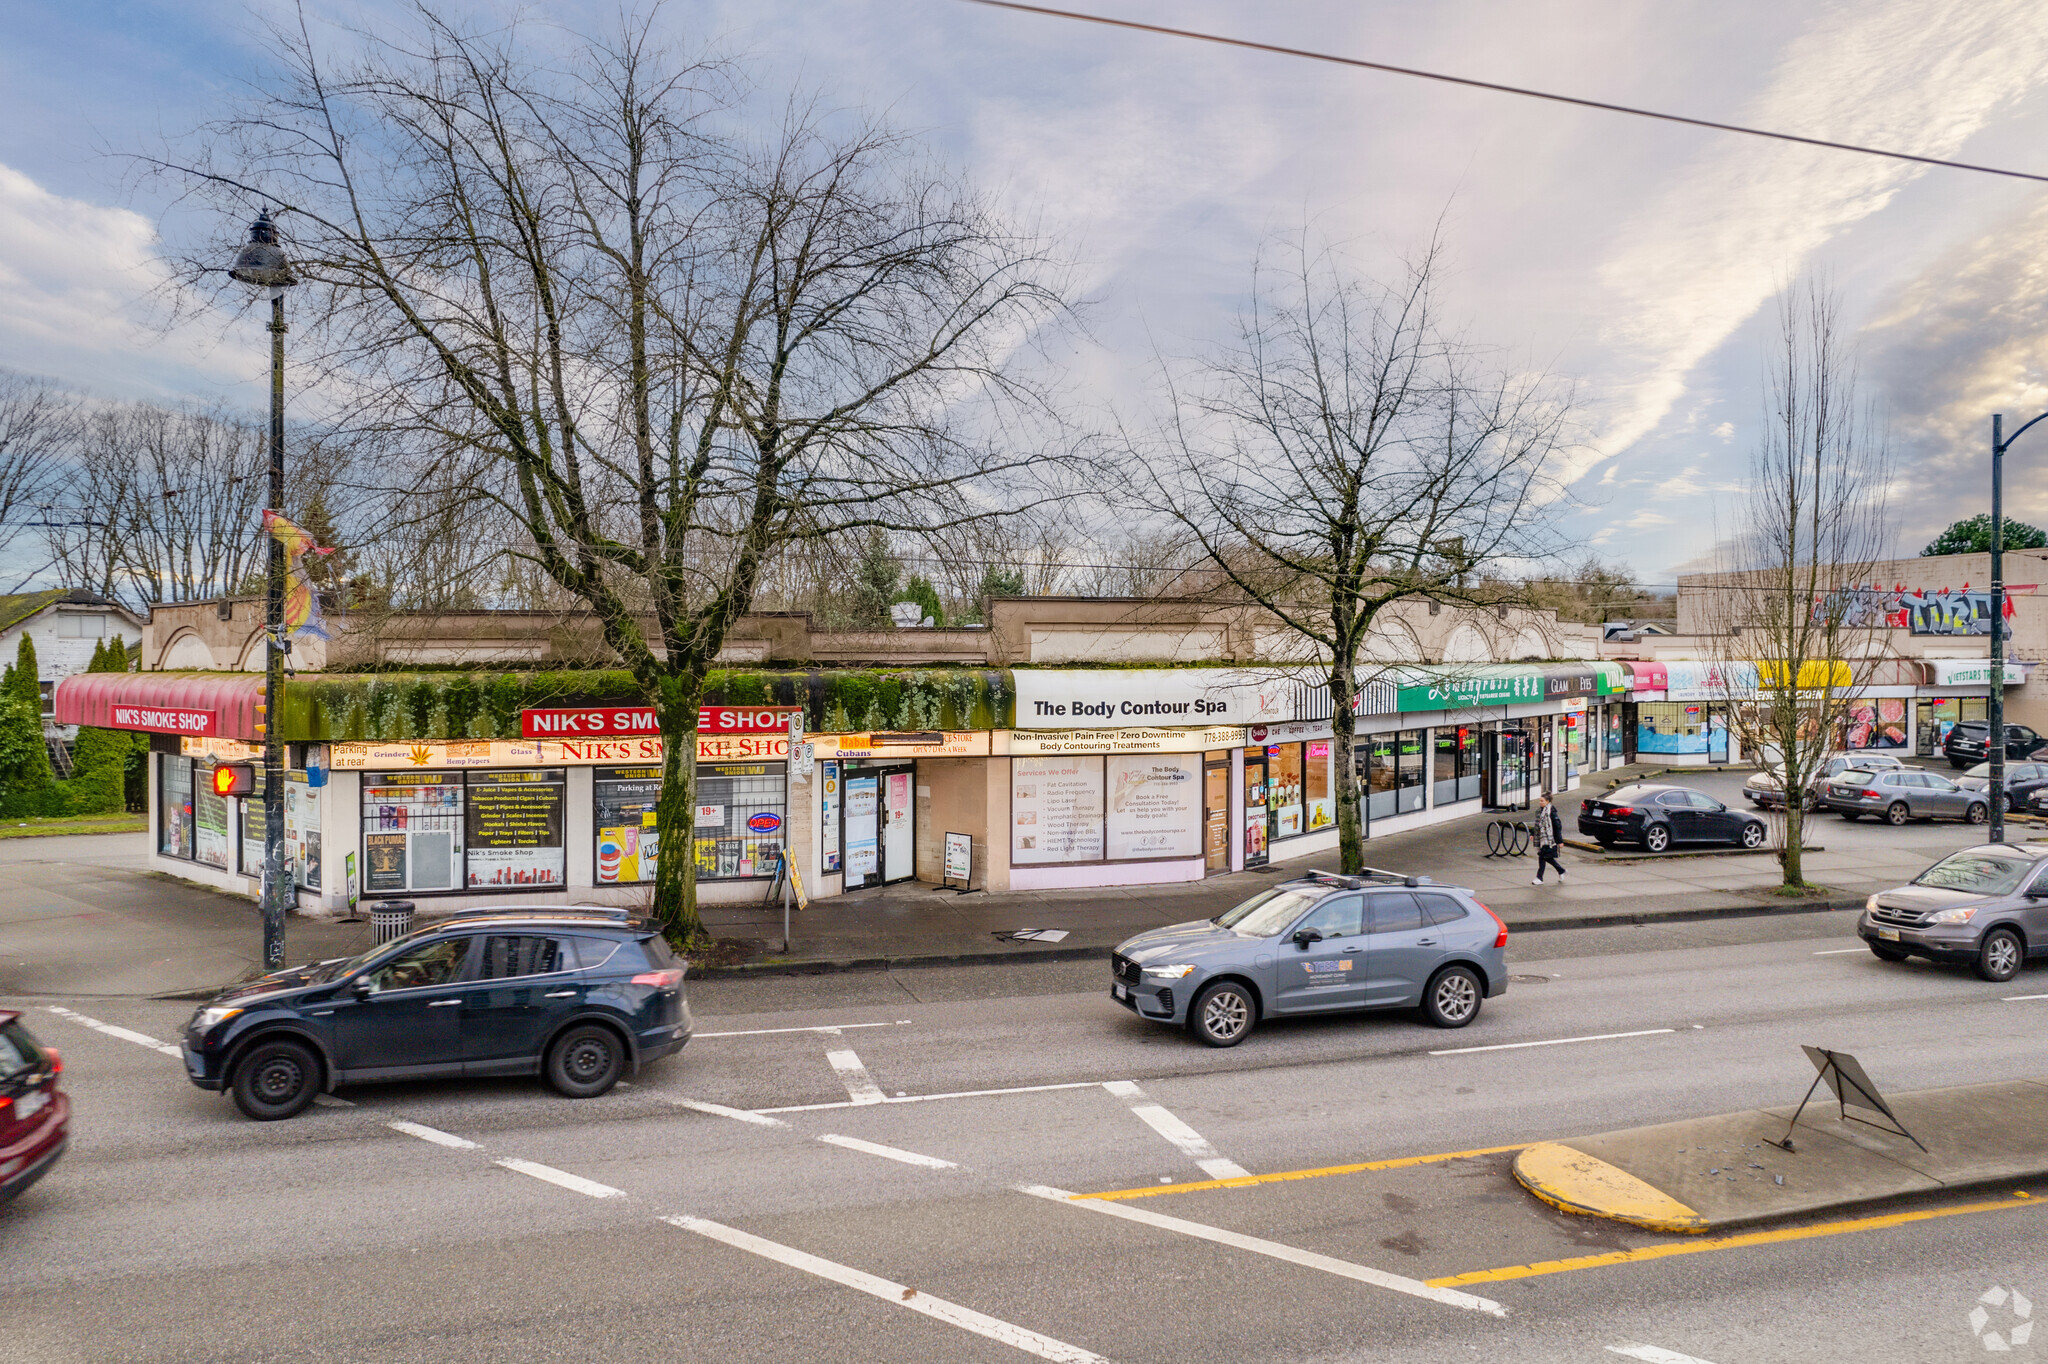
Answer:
0;1011;66;1205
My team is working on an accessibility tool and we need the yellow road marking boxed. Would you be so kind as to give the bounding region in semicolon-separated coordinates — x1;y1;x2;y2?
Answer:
1074;1144;1529;1202
1428;1192;2043;1286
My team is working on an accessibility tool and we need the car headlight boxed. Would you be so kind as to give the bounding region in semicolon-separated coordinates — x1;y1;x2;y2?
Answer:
1927;906;1979;925
1141;964;1197;980
1865;894;1881;915
194;1005;244;1032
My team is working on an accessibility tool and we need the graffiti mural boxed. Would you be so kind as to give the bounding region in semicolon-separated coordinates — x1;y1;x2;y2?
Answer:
1810;584;2022;637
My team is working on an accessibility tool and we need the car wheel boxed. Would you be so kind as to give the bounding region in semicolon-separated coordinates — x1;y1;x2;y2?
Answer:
2001;792;2015;814
1643;824;1671;852
1966;802;1989;825
1422;966;1483;1028
1885;802;1910;826
230;1038;321;1121
1740;821;1767;849
1868;942;1911;962
1974;928;2024;983
1950;758;1967;770
1189;980;1257;1048
545;1024;625;1098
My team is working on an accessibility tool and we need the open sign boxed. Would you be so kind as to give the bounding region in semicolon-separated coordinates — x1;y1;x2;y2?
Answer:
746;811;784;834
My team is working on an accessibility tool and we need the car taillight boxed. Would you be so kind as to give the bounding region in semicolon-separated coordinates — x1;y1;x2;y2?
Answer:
632;969;684;989
1607;805;1633;816
44;1048;59;1076
1581;799;1592;811
1862;789;1881;799
1477;901;1508;949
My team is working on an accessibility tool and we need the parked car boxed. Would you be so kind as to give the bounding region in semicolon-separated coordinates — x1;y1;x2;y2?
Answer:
1953;760;2048;814
1578;783;1770;852
1859;844;2048;981
1110;870;1508;1047
1744;752;1904;810
183;910;691;1120
1944;720;2046;769
0;1011;67;1205
1826;768;1988;825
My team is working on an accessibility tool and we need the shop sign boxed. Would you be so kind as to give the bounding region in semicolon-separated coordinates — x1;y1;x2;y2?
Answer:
1003;725;1247;756
746;811;784;834
1622;661;1668;692
330;734;789;769
111;704;216;735
1755;660;1854;690
521;706;658;738
1561;697;1588;712
1664;660;1759;701
1012;669;1294;730
1928;659;2031;688
818;730;990;759
700;706;803;733
1395;670;1543;713
181;736;262;761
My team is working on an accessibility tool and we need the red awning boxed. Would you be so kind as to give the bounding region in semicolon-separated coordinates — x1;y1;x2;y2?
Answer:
1621;661;1668;691
53;672;267;741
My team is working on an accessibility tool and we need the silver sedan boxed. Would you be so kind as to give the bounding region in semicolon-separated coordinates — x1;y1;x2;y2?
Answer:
1826;769;1989;826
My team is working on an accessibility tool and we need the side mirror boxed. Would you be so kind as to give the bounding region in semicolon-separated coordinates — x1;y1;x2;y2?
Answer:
352;976;375;999
1292;927;1323;948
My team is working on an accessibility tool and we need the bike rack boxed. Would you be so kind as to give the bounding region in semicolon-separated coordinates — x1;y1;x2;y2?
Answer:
1483;819;1535;857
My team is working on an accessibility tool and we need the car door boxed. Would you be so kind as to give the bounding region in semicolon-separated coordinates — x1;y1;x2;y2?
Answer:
2021;864;2048;949
1271;894;1368;1012
325;934;475;1077
1361;891;1441;1006
2009;726;2041;759
1687;790;1741;841
1921;771;1971;818
1657;790;1700;841
460;934;583;1075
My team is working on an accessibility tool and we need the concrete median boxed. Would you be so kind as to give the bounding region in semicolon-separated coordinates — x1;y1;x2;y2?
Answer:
1514;1077;2048;1233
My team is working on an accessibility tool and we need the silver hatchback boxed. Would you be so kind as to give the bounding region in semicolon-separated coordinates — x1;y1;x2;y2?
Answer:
1110;870;1509;1047
1827;768;1989;826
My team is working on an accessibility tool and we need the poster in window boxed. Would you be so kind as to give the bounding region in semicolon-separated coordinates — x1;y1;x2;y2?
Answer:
820;761;841;872
1305;740;1333;831
844;775;879;876
465;769;567;887
1105;753;1200;860
195;786;232;869
1012;756;1105;864
365;832;407;891
595;765;662;884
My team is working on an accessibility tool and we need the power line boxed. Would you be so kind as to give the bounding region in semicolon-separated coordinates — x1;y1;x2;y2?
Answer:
955;0;2048;186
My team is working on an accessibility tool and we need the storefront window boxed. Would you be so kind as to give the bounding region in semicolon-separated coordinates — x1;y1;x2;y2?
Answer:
238;767;267;877
1572;710;1592;773
1918;697;1989;755
1362;730;1427;820
1636;701;1730;756
1304;741;1333;834
159;754;195;860
1269;743;1305;839
1840;698;1909;750
1012;755;1107;864
194;774;232;871
464;769;566;888
289;776;321;889
819;760;841;873
1434;727;1480;805
1107;753;1202;858
362;772;465;894
594;765;662;885
694;762;786;880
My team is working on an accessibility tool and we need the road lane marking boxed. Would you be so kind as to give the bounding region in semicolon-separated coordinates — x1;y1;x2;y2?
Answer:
1430;1028;1675;1056
1428;1193;2044;1286
664;1215;1113;1362
389;1120;477;1149
1609;1346;1721;1364
825;1048;889;1106
2005;994;2048;1002
756;1080;1106;1114
817;1134;958;1168
1101;1081;1248;1180
1019;1184;1507;1317
1074;1143;1530;1201
1811;948;1868;955
44;1005;182;1057
494;1157;626;1199
696;1021;912;1038
672;1098;788;1127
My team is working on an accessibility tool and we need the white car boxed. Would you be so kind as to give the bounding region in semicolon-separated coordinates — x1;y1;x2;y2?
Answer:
1745;752;1905;810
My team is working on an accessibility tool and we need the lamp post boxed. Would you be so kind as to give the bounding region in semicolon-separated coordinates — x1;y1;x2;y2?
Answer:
230;212;296;970
1987;411;2047;845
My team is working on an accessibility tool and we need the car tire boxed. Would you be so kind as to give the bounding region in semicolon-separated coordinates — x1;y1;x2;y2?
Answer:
230;1038;321;1121
1422;966;1483;1028
1950;758;1967;770
1740;821;1767;849
1868;942;1911;962
1966;802;1989;825
1840;811;1860;821
1886;802;1910;826
2001;792;2015;814
1643;824;1671;853
545;1024;625;1098
1974;928;2025;983
1189;980;1257;1048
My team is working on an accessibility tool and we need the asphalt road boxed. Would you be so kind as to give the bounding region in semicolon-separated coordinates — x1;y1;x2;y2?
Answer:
8;909;2048;1364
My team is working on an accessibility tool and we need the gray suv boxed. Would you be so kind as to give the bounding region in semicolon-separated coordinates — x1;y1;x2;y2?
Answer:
1860;844;2048;981
1110;870;1509;1047
1827;768;1989;825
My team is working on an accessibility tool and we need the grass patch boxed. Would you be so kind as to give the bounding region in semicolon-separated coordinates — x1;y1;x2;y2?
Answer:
1769;882;1832;898
0;814;147;839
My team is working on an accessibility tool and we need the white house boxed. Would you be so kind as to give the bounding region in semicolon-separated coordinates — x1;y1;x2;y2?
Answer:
0;589;148;752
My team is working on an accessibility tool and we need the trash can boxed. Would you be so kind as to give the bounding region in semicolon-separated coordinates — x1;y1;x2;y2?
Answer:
370;899;416;945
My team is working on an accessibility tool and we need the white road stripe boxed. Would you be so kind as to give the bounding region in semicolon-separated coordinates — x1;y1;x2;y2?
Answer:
1811;948;1868;955
826;1048;888;1106
494;1157;626;1199
1018;1184;1507;1318
1101;1081;1250;1180
44;1005;182;1057
695;1021;911;1038
672;1098;788;1127
817;1134;959;1169
1429;1028;1675;1056
664;1215;1113;1362
2004;994;2048;1002
1608;1345;1722;1363
388;1120;477;1149
756;1080;1105;1114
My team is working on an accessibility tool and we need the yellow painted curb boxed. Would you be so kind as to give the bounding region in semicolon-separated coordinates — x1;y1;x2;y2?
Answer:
1513;1141;1707;1234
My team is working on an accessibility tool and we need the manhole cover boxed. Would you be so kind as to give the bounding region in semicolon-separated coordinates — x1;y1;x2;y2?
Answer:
1509;974;1554;984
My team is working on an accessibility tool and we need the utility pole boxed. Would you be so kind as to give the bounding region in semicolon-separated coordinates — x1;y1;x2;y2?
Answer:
1986;410;2048;845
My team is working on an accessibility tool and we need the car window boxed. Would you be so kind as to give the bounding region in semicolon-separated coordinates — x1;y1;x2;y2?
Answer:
478;935;569;979
1215;886;1327;936
570;936;622;970
1925;774;1959;791
0;1021;46;1081
1415;892;1470;927
1889;773;1921;787
1914;851;2035;895
1367;892;1425;935
1687;791;1722;810
362;937;470;994
1293;895;1363;939
1657;791;1691;807
2015;727;2038;742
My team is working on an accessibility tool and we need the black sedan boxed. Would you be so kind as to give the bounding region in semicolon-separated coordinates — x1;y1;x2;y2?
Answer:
1955;760;2048;814
183;910;691;1120
1579;783;1769;853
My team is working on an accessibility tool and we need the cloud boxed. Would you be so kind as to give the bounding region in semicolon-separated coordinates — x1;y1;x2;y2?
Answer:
1711;421;1734;440
1624;509;1676;529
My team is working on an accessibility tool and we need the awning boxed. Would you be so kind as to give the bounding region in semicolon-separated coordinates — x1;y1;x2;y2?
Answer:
53;672;267;741
1621;660;1667;692
1924;659;2030;688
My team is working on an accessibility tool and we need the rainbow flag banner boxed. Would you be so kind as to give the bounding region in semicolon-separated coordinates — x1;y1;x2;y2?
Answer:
262;510;334;642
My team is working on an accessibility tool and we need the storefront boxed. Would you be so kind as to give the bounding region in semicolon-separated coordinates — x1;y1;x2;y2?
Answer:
1914;660;2031;756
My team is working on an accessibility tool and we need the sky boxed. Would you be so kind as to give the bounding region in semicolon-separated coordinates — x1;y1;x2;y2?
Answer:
5;0;2048;586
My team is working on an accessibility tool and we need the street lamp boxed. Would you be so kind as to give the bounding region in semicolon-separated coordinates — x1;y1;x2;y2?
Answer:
231;211;296;970
1987;411;2046;845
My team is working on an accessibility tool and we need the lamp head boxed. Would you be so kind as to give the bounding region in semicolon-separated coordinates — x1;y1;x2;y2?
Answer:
229;211;296;289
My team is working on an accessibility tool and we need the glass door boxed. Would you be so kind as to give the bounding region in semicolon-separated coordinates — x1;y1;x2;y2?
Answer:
881;767;915;884
1242;753;1268;868
842;773;881;889
1203;752;1230;874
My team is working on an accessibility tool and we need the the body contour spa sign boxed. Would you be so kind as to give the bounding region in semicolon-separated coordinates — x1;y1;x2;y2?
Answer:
1011;670;1296;730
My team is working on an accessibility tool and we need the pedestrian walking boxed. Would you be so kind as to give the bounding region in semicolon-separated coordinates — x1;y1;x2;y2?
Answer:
1533;794;1566;884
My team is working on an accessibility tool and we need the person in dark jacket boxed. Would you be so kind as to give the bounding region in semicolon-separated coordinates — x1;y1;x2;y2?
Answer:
1533;793;1566;884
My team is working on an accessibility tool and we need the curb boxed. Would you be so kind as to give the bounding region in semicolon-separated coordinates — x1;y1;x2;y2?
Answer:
1559;839;1825;860
1513;1142;1707;1234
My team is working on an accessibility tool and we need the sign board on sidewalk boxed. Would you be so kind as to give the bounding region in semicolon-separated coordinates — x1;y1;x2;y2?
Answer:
943;831;973;885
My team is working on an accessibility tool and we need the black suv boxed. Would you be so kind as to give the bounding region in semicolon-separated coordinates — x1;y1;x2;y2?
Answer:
1944;720;2045;769
183;911;691;1120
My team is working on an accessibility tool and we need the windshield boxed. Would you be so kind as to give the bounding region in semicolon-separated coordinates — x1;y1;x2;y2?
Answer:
1913;851;2035;896
1214;886;1325;937
318;936;417;982
1965;763;1992;778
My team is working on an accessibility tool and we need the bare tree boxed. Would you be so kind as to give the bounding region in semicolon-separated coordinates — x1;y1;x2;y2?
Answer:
0;371;79;589
1699;282;1893;889
1137;234;1570;874
151;6;1071;943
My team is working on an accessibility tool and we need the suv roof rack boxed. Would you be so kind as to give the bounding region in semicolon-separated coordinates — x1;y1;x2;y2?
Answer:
1305;867;1437;889
436;904;640;923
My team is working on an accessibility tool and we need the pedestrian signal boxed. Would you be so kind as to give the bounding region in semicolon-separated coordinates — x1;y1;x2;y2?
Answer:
211;763;256;797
